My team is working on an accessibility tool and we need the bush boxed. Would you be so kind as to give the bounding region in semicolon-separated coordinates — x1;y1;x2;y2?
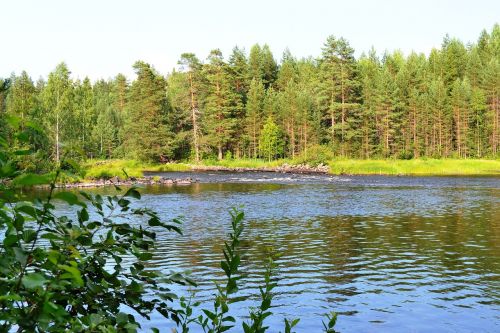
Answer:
293;145;334;166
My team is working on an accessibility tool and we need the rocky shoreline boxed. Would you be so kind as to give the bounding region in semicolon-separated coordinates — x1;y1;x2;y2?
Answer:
56;176;198;188
190;163;329;174
55;164;329;188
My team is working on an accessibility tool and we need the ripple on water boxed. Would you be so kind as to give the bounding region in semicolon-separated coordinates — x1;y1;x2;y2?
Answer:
52;173;499;332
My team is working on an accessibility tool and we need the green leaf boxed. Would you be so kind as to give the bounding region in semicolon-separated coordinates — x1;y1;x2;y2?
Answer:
3;234;18;247
22;273;47;289
124;187;141;200
89;313;104;327
22;229;37;243
58;264;84;287
15;203;38;218
78;208;89;222
202;309;217;322
116;312;129;325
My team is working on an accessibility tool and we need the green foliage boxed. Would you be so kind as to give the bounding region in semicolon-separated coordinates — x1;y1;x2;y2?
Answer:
243;257;277;333
203;49;242;160
259;117;285;161
0;128;192;332
293;144;334;167
123;61;174;162
3;25;500;168
328;158;500;175
2;124;341;331
197;208;244;333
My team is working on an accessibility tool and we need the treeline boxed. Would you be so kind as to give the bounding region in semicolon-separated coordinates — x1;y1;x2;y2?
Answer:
1;25;498;169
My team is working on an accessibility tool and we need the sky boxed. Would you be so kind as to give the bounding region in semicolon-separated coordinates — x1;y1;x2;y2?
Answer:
1;0;499;81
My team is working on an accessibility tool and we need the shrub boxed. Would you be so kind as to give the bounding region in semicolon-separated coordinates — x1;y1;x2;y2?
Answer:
293;144;334;166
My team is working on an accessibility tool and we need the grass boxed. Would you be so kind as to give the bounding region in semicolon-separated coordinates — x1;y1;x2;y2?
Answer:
81;158;500;181
328;159;500;176
83;159;190;180
197;158;291;169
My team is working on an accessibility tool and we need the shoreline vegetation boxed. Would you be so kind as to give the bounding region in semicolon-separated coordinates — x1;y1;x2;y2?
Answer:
56;158;500;187
2;26;500;182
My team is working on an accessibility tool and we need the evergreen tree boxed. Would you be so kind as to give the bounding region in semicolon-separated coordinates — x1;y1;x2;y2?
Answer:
318;36;359;155
178;53;204;162
245;78;265;158
6;71;37;123
203;50;240;160
123;61;173;162
2;26;499;163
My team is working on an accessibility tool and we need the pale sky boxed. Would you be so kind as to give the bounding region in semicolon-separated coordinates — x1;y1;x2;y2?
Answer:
1;0;499;81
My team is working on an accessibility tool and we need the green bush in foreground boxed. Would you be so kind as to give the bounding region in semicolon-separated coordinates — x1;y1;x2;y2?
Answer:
0;121;338;332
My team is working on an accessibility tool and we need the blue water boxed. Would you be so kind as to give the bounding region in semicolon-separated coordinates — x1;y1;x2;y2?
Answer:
56;172;500;332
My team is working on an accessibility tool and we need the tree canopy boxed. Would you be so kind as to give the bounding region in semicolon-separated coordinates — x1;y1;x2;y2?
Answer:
1;25;499;168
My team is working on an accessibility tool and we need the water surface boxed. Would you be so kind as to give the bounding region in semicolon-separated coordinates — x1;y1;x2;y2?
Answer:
61;172;500;332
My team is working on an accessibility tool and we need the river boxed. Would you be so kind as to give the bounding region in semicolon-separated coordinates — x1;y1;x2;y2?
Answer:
56;172;500;332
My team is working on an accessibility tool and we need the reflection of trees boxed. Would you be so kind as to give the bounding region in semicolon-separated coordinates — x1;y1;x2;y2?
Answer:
33;180;500;323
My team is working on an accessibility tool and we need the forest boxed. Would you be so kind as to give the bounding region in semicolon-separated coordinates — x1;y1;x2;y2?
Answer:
0;25;498;172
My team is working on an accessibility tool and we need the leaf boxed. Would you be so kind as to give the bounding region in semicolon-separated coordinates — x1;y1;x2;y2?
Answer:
78;208;89;223
159;292;178;301
15;203;38;218
22;229;37;243
58;264;84;287
89;313;104;327
3;234;18;247
202;309;217;322
124;187;141;200
22;273;47;289
117;198;130;208
116;312;129;325
25;120;43;132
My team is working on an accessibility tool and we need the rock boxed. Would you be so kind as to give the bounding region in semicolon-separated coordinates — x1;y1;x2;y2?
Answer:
176;178;192;185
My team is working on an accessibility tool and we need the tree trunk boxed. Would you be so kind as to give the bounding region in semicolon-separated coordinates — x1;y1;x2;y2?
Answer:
189;73;200;163
55;113;60;163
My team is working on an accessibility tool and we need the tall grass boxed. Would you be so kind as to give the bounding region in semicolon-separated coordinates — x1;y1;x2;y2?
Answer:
83;159;190;180
198;158;290;169
83;158;500;179
328;159;500;176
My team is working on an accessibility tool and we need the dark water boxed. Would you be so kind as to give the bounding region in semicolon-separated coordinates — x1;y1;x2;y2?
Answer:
62;172;500;332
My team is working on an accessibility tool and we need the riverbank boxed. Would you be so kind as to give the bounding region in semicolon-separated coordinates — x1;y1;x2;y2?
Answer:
82;159;328;181
328;159;500;176
80;158;500;185
55;175;198;188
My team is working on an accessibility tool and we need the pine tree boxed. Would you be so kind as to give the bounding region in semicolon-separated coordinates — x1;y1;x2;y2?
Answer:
203;50;239;160
178;53;204;162
123;61;173;162
318;36;359;155
6;71;37;123
245;78;265;158
358;50;379;158
450;78;471;158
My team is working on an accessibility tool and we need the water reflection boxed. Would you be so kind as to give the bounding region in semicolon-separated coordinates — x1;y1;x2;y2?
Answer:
50;174;500;332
